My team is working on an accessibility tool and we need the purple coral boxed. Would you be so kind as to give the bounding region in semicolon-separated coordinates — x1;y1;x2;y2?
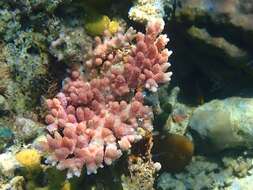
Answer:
41;19;172;178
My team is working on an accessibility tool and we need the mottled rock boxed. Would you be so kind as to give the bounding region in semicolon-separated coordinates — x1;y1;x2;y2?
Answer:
14;117;44;141
0;152;20;178
162;87;193;135
167;0;253;99
128;0;165;24
189;97;253;152
229;175;253;190
50;27;92;64
1;176;24;190
0;126;13;151
157;154;253;190
0;95;9;111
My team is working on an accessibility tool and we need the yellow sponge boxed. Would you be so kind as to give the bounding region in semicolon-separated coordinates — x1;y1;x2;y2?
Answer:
108;20;120;34
85;15;120;36
16;149;41;169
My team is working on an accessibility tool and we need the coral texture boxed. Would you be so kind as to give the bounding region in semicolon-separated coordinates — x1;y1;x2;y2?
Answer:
85;20;172;93
128;0;165;24
41;20;172;178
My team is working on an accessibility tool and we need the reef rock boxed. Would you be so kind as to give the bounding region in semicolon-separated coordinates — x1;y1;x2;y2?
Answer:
189;97;253;152
157;155;253;190
0;152;20;178
168;0;253;99
14;117;43;142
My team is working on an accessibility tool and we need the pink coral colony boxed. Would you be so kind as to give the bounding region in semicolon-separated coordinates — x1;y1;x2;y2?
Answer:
41;20;172;178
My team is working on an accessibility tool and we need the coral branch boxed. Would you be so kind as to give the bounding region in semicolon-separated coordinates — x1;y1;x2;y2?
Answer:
41;19;172;178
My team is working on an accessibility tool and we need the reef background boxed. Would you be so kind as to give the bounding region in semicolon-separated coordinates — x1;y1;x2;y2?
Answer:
1;0;253;190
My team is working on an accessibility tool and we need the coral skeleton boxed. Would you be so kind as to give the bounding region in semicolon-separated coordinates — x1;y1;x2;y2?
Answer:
41;20;172;178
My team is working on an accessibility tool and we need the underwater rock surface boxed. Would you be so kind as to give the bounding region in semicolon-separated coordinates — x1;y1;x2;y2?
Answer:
168;0;253;99
157;154;253;190
0;0;253;189
189;97;253;152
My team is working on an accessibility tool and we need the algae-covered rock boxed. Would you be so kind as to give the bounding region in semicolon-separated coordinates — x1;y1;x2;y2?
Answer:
157;154;253;190
2;31;49;113
14;117;44;142
0;95;9;111
167;0;253;99
0;152;20;178
4;31;49;89
189;97;253;152
229;175;253;190
162;87;194;135
0;176;25;190
50;27;92;64
0;127;13;152
0;9;21;42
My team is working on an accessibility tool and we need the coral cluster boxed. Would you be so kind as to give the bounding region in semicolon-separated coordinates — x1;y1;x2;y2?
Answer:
85;20;172;93
41;20;172;178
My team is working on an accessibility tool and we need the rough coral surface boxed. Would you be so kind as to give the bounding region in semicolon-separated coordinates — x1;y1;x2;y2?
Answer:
85;20;172;93
41;20;172;178
128;0;165;24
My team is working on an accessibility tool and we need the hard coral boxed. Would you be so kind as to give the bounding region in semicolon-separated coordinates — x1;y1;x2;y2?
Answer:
43;72;153;177
85;20;172;93
126;21;172;92
41;19;172;178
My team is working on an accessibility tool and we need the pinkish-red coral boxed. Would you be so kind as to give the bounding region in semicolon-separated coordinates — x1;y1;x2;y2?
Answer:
85;20;172;94
43;71;152;177
125;21;172;92
41;20;172;178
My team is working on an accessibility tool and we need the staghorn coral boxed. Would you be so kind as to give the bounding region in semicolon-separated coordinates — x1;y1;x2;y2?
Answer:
40;20;172;178
85;20;172;93
42;70;153;178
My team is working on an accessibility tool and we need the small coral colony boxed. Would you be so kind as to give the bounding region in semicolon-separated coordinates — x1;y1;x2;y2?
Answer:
40;20;172;178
